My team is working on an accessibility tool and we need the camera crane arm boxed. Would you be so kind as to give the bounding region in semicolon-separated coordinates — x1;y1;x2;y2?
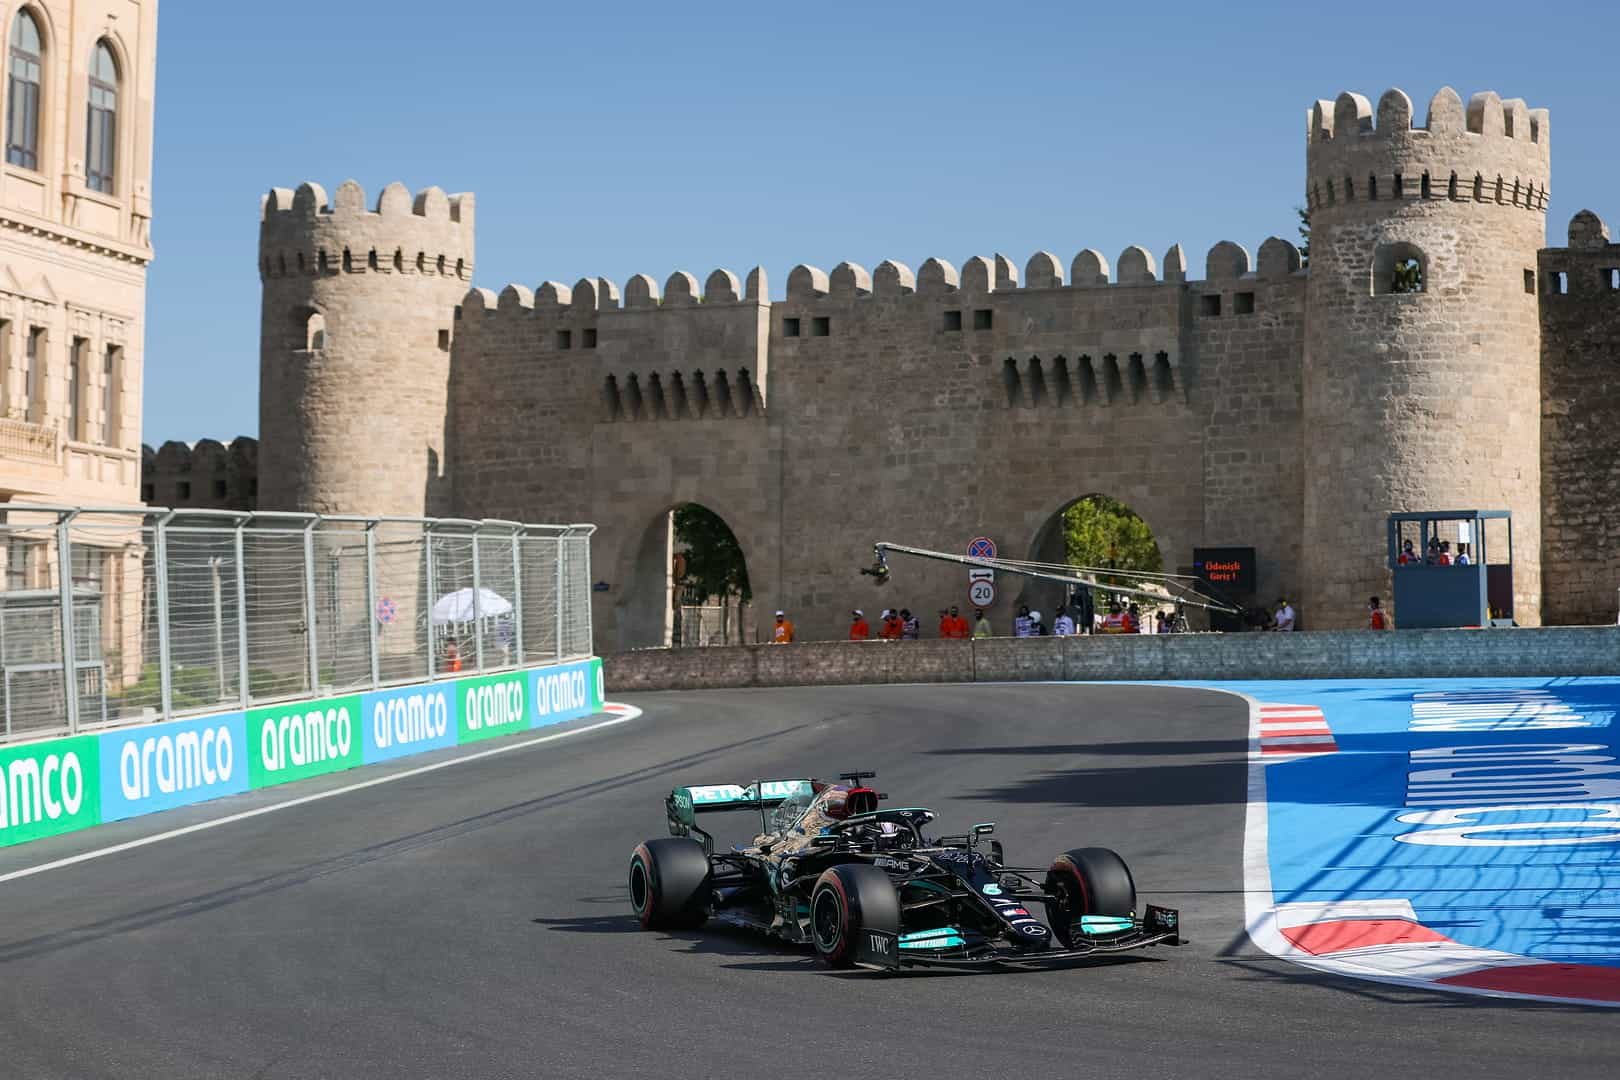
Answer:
866;541;1241;614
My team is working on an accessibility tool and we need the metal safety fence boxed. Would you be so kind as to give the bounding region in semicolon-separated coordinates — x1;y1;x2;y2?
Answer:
0;506;596;744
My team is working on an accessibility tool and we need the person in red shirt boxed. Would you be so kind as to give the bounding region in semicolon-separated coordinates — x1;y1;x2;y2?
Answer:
942;605;970;639
849;609;871;640
879;609;904;640
1367;596;1391;630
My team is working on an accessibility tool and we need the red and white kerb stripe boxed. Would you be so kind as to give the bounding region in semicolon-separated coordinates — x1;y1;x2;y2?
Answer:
1256;703;1337;760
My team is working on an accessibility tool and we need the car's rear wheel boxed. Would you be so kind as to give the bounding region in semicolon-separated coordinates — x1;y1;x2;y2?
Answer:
628;838;711;930
1043;846;1137;948
810;864;901;968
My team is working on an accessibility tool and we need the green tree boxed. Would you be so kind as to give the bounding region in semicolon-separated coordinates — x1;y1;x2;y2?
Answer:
1296;205;1311;267
673;504;751;602
1063;495;1162;573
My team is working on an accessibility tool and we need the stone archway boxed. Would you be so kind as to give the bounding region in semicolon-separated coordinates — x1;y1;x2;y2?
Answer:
616;501;755;651
1017;494;1167;628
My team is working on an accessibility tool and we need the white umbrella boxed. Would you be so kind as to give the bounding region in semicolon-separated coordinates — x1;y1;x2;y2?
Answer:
431;587;513;625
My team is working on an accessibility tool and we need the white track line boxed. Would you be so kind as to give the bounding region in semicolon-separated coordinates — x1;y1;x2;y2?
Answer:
0;704;643;886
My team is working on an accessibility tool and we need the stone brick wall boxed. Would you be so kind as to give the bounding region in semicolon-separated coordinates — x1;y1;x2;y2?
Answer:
1540;209;1620;624
604;626;1619;692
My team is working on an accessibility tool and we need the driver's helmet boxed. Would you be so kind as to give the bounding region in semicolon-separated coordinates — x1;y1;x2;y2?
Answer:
872;820;905;850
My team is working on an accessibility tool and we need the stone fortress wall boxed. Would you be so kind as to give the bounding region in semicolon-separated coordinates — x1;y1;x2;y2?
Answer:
247;84;1620;650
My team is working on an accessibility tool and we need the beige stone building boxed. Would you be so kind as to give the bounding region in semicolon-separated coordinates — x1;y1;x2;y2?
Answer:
251;84;1620;646
0;0;157;694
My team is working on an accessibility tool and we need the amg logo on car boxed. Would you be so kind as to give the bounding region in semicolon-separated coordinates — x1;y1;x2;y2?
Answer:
0;751;84;829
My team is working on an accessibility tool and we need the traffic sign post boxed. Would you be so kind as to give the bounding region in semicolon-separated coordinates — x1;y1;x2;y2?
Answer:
966;536;997;561
969;568;994;584
969;580;995;607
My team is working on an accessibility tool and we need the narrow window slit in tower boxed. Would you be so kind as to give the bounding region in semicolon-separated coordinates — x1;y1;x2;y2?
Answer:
1421;172;1431;199
973;309;993;331
1345;177;1355;201
556;330;572;350
367;249;378;271
783;317;800;338
583;327;597;349
1002;357;1021;407
1153;352;1174;400
812;316;831;337
342;249;353;272
690;371;711;418
1368;174;1378;201
1026;357;1047;407
1201;294;1222;317
1393;174;1403;199
713;370;735;414
603;374;623;421
1523;269;1535;295
1104;354;1124;402
1127;353;1147;402
735;370;756;416
1550;271;1568;295
437;329;450;351
943;310;962;332
1603;268;1620;291
1448;172;1459;200
1234;291;1255;315
624;374;644;421
645;373;667;420
1051;356;1073;406
1078;356;1098;405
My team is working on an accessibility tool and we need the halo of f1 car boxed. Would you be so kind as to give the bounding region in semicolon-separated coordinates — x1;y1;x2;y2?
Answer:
627;771;1182;971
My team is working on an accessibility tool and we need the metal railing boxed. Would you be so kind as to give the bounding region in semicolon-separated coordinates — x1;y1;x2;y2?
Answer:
0;417;60;463
0;505;596;743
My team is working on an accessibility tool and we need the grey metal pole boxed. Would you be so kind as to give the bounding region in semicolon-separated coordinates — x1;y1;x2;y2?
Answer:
303;520;319;693
582;529;593;656
365;523;380;688
510;530;524;666
55;511;79;733
554;534;565;662
234;522;249;708
470;528;485;673
210;557;225;700
424;529;437;679
154;512;175;720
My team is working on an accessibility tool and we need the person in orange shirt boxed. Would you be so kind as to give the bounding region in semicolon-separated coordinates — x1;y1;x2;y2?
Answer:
771;610;796;643
879;609;904;640
940;605;970;639
849;609;871;640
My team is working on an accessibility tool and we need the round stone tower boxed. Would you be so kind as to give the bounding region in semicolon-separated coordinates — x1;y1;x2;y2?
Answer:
258;179;474;517
1301;87;1549;626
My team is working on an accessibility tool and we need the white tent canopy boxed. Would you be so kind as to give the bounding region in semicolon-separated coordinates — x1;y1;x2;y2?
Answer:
431;587;513;625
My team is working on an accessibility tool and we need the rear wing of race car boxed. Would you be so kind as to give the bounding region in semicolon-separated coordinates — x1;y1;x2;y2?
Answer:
666;779;816;852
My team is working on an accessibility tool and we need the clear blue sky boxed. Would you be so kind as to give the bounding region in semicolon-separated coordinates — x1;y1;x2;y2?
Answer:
145;0;1619;444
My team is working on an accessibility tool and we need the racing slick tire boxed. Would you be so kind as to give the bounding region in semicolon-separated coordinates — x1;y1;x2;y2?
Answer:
810;864;901;969
1043;847;1137;948
629;838;712;930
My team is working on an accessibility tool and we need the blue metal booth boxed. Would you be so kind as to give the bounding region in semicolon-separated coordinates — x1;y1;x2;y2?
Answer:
1387;510;1514;629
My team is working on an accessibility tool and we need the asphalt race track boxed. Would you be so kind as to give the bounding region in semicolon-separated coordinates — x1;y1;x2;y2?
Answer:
0;684;1613;1079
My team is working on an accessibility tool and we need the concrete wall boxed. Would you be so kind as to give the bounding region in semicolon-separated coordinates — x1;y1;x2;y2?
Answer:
604;627;1620;692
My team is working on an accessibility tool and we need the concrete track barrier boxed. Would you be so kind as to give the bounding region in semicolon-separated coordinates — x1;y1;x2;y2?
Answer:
604;627;1620;692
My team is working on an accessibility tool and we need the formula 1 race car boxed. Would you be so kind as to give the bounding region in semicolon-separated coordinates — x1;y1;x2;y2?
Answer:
626;772;1183;971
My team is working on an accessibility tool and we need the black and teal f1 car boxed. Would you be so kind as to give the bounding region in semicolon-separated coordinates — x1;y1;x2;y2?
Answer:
626;771;1183;971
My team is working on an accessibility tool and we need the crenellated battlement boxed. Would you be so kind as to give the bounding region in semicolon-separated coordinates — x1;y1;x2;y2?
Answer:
258;179;476;282
1305;88;1550;216
456;237;1305;337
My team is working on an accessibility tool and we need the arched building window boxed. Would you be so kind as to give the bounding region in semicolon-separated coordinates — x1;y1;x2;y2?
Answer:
1374;242;1426;295
6;11;42;170
86;41;117;193
306;311;325;350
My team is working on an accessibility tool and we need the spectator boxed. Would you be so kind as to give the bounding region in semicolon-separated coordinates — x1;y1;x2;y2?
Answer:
1052;608;1076;636
1455;543;1472;566
1367;595;1391;630
1398;539;1418;566
1272;597;1297;632
1438;541;1453;566
772;610;796;643
1100;603;1129;634
880;608;903;640
901;608;920;640
973;608;993;638
1155;610;1168;635
849;609;871;640
941;605;970;639
1425;537;1441;565
1013;605;1034;637
1029;610;1047;636
1126;603;1142;634
443;635;462;673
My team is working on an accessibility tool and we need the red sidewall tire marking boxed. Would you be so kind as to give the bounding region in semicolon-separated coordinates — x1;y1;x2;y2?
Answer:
632;844;656;929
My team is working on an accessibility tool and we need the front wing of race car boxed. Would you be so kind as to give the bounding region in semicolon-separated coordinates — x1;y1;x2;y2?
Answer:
853;905;1183;971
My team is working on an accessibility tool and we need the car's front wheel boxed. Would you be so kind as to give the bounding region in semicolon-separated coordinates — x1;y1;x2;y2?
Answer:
628;838;711;930
810;864;901;968
1043;846;1137;948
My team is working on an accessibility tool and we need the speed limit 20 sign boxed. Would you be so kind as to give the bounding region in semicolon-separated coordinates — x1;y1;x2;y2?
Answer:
969;580;995;607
